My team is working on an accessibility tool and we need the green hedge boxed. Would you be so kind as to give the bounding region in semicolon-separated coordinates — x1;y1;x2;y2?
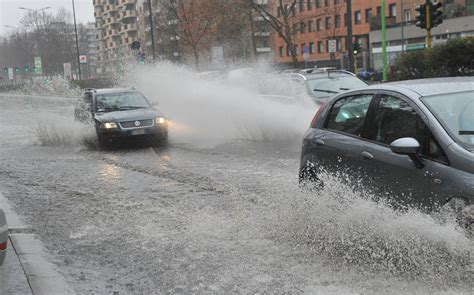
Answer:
389;37;474;81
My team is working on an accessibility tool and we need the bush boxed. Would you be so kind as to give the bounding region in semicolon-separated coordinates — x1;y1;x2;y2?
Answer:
389;36;474;81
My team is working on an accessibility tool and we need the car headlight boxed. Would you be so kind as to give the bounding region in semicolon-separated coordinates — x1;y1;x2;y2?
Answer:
155;117;166;124
100;122;118;129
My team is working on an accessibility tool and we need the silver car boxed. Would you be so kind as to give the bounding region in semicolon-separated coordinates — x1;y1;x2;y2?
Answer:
300;78;474;227
0;208;7;265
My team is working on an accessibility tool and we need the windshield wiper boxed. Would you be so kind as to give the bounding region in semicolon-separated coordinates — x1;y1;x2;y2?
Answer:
119;106;147;110
459;130;474;135
313;88;339;94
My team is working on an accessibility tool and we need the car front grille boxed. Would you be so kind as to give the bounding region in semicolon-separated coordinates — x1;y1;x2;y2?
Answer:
119;119;154;129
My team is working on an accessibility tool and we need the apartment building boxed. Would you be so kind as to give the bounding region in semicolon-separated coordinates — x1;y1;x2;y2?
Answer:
93;0;140;73
274;0;468;68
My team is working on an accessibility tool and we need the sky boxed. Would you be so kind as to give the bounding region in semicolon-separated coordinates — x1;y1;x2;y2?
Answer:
0;0;94;36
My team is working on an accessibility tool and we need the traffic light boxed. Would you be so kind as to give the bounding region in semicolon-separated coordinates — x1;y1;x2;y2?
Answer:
430;1;443;28
24;66;29;72
15;66;19;73
353;42;361;55
415;4;426;29
3;68;7;73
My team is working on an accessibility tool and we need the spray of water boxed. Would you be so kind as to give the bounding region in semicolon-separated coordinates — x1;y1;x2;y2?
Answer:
120;62;316;147
274;170;473;286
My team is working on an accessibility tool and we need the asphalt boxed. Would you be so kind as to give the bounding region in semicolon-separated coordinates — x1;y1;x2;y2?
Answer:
0;192;74;295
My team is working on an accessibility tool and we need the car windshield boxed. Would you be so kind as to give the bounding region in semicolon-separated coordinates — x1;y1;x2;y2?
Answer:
422;91;474;149
306;75;367;97
95;92;150;112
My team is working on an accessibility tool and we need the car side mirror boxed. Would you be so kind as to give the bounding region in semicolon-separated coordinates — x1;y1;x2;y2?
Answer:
390;137;424;169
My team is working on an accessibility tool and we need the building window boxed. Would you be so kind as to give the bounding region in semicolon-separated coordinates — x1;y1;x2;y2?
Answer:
309;42;315;54
295;45;299;56
389;4;396;17
300;21;306;33
317;41;323;53
307;0;313;10
354;11;361;24
334;0;340;4
317;18;322;31
365;8;372;23
301;43;306;55
286;46;291;56
299;0;304;12
376;6;382;16
325;16;331;30
316;0;321;8
279;46;284;57
293;23;298;34
336;37;342;51
308;20;314;32
404;9;411;22
335;15;341;28
324;0;329;7
277;6;282;17
344;13;347;26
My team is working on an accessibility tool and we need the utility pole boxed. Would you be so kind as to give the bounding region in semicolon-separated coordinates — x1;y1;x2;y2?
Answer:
401;0;405;52
381;0;388;81
346;0;354;73
147;0;156;60
72;0;81;80
426;1;432;48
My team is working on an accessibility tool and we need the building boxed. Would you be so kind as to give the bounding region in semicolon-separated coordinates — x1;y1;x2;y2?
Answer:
93;0;140;73
370;14;474;70
79;22;99;78
273;0;468;69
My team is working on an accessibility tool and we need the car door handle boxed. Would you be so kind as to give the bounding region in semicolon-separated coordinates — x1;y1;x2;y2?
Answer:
314;139;325;146
360;151;374;160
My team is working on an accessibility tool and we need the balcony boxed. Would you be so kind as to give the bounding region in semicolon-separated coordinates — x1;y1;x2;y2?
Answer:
122;10;137;19
121;23;138;33
93;0;105;7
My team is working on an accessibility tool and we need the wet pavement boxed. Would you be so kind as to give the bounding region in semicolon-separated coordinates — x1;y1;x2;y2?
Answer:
0;94;472;294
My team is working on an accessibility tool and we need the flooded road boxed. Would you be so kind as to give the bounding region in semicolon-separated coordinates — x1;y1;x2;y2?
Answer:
0;94;472;294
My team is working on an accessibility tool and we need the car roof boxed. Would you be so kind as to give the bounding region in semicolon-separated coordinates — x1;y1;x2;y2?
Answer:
279;70;356;81
366;77;474;97
86;88;137;95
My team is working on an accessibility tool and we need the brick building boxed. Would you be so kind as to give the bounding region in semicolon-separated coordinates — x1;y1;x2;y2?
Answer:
274;0;468;69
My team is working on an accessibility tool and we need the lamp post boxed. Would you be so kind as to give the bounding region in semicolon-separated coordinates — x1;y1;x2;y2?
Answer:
72;0;82;80
147;0;156;60
18;7;51;32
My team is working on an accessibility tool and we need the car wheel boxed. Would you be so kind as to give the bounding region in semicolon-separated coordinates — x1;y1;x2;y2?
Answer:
151;133;168;148
440;198;473;233
299;162;324;191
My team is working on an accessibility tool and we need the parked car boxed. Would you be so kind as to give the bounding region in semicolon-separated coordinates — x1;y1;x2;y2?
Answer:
75;88;168;147
300;77;474;228
260;69;368;106
357;67;382;82
0;208;7;266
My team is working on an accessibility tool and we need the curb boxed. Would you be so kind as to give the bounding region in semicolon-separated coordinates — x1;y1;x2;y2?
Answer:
0;192;75;294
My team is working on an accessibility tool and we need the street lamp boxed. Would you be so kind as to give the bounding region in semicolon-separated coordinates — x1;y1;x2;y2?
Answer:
18;6;51;13
72;0;82;80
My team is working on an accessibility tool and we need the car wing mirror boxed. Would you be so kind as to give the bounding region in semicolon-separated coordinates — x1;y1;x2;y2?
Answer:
390;137;424;169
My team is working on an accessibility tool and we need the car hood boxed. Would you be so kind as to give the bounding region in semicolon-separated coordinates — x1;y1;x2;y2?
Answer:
94;108;165;123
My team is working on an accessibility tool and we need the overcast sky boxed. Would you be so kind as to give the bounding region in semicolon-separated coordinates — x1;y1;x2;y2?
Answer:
0;0;94;36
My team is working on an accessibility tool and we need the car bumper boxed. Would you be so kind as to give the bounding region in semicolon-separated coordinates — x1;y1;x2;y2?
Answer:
0;210;7;266
98;125;167;141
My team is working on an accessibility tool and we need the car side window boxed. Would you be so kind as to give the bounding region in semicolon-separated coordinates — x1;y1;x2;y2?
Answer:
325;94;373;137
368;95;449;164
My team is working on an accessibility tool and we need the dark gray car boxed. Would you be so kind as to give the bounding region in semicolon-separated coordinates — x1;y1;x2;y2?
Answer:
75;88;168;147
300;78;474;226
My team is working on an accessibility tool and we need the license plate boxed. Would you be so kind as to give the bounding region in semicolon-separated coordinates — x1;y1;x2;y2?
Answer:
131;129;145;135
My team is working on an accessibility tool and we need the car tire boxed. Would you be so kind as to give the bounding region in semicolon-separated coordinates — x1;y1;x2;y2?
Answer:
440;197;473;234
151;132;168;148
299;162;324;191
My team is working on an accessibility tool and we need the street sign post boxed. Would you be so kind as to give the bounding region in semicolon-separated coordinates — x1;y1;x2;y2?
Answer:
79;55;87;64
8;68;13;80
63;63;72;79
34;57;42;75
328;40;337;53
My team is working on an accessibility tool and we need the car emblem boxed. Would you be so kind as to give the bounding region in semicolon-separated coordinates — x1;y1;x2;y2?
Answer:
134;120;140;127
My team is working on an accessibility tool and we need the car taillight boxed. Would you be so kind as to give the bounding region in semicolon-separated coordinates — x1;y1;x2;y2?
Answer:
310;102;326;128
0;241;6;250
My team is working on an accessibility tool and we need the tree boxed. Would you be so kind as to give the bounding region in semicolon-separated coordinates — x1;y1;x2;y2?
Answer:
157;0;221;71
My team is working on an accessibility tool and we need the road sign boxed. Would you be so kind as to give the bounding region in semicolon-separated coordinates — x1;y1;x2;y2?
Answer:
79;55;87;64
8;68;13;80
34;57;42;74
328;40;337;53
63;63;72;79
